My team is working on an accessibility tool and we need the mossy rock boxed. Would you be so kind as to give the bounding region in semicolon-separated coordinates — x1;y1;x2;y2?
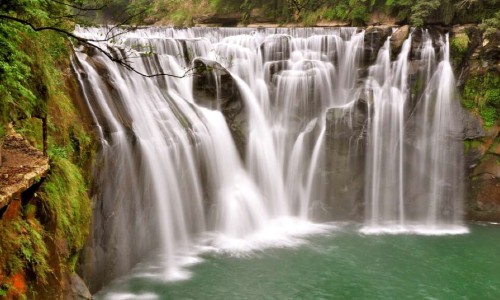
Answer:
450;32;470;70
461;71;500;128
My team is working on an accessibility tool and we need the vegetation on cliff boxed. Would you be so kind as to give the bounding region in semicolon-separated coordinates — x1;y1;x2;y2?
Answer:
107;0;500;27
0;1;95;298
462;73;499;128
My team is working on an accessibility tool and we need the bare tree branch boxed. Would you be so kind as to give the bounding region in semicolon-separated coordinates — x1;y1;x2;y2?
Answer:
0;14;205;78
103;8;148;40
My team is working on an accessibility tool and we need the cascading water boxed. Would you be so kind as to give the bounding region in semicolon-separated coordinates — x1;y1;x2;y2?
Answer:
361;32;467;234
72;26;468;292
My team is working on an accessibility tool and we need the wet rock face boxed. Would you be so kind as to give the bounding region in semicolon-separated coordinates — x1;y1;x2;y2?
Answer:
448;24;500;221
464;125;500;221
323;97;370;221
410;27;443;60
462;108;486;140
363;26;392;65
264;60;289;86
192;58;247;157
482;31;500;62
467;151;500;222
261;35;291;62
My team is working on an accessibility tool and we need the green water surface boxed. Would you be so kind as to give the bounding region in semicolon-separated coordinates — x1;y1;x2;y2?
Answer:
96;223;500;300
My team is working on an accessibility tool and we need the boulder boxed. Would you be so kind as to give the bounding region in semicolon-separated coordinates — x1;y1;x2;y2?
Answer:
260;35;291;62
68;274;92;300
390;25;410;56
461;108;486;140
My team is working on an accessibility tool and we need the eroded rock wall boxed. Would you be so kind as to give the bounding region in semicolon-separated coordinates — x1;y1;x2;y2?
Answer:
450;25;500;222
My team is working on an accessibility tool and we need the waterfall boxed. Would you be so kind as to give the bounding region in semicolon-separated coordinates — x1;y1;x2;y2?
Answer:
361;32;467;234
73;26;467;289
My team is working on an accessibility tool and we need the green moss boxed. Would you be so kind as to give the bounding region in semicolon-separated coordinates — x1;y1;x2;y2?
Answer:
451;34;469;53
0;123;5;140
39;157;91;271
450;33;469;69
464;139;483;151
411;75;425;100
462;72;500;128
480;11;500;36
0;217;50;286
481;106;497;128
14;118;43;151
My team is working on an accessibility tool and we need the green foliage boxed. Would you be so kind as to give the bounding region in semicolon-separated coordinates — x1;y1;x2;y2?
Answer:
322;5;349;21
451;34;469;54
313;0;372;24
481;106;497;127
409;0;441;26
480;10;500;36
462;72;500;128
450;33;470;69
454;0;500;25
15;118;43;151
303;10;321;26
109;0;500;26
209;0;242;13
170;9;194;26
0;23;37;123
108;0;155;24
349;0;371;25
0;0;76;134
464;139;483;151
0;2;95;296
0;122;5;140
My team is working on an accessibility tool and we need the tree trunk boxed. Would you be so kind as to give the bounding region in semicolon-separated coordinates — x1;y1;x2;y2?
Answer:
0;140;3;167
42;116;48;156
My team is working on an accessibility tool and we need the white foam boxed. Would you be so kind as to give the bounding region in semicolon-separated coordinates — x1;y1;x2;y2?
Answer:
203;217;335;256
359;224;470;236
104;293;159;300
125;251;204;283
